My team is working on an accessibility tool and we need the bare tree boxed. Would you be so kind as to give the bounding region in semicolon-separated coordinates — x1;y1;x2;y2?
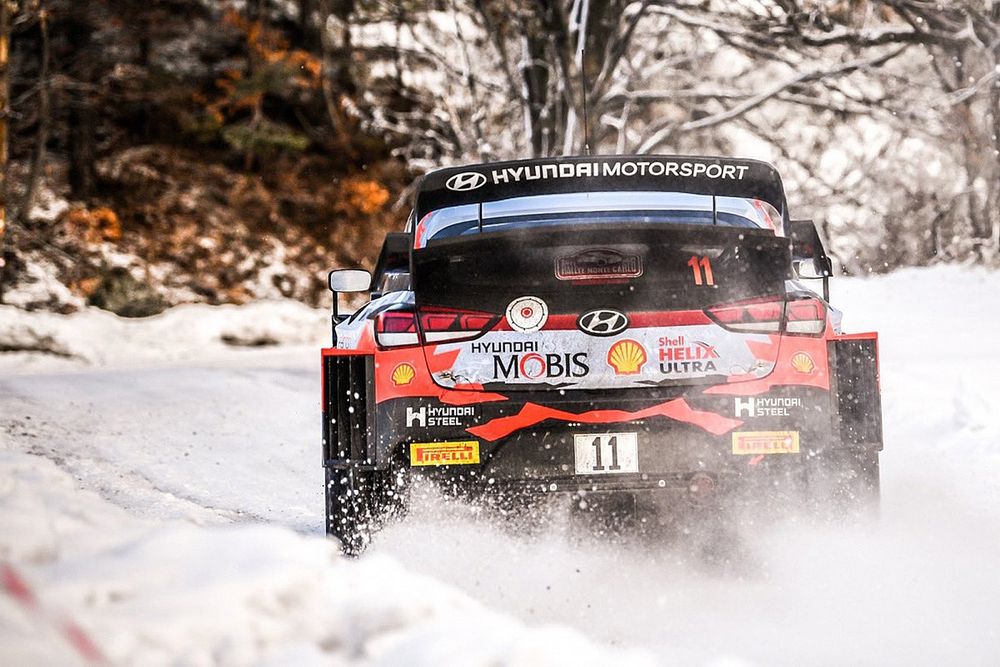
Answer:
0;0;11;245
16;0;47;225
0;0;14;302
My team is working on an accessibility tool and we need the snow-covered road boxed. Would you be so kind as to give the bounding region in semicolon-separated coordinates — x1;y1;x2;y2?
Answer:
2;267;1000;665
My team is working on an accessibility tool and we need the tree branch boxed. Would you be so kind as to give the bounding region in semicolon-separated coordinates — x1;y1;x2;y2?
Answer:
636;45;910;154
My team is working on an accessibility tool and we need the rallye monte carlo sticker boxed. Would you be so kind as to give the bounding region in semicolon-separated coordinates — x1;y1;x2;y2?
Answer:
556;249;643;281
427;324;777;390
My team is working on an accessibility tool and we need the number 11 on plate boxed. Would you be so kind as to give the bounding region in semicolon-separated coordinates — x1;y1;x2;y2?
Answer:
573;433;639;475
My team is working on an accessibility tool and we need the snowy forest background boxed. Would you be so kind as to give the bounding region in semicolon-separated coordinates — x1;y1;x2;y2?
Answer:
1;0;998;315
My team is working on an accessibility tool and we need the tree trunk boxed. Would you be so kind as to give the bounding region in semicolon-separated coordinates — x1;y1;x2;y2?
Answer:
0;0;11;303
522;33;549;157
0;0;10;242
299;0;319;51
989;45;1000;259
68;103;97;197
66;5;97;198
318;0;356;160
18;1;49;224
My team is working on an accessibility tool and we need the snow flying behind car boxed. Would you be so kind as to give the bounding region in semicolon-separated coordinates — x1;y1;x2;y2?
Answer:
322;155;883;554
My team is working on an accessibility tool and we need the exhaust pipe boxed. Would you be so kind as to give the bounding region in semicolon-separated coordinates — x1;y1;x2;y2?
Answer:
687;472;718;506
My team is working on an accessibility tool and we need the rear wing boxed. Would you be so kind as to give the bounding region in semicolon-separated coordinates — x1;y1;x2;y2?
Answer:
412;222;791;314
789;219;833;301
414;155;788;225
371;232;410;297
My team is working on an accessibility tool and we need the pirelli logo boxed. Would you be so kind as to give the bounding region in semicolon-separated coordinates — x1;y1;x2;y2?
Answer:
732;431;800;455
410;441;481;467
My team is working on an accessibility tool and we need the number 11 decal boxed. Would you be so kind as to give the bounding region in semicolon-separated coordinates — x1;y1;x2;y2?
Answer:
687;255;715;286
591;435;621;471
573;433;639;475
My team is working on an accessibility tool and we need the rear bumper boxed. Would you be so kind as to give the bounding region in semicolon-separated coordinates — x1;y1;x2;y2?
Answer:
321;336;883;490
378;385;833;481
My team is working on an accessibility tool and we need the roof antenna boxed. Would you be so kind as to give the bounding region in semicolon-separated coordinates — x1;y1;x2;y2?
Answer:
579;46;591;156
574;0;591;156
580;49;591;156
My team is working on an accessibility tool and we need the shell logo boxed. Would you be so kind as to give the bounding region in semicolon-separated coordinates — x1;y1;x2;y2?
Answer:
790;352;815;374
391;363;416;386
607;339;648;375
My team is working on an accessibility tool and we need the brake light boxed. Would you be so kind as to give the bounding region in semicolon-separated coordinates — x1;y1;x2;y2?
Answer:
784;295;826;335
707;297;784;333
419;306;500;343
374;310;419;348
706;295;826;335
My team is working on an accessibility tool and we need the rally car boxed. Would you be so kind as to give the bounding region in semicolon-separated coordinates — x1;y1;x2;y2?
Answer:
322;155;883;554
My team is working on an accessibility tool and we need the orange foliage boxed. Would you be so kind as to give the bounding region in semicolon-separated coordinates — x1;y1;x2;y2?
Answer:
200;9;322;123
75;277;102;297
337;178;390;216
64;207;123;244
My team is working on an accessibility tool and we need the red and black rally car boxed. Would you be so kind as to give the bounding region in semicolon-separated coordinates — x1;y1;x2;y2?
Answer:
322;155;883;554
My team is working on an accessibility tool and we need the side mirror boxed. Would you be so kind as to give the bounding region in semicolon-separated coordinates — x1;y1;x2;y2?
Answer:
328;269;371;293
327;269;371;332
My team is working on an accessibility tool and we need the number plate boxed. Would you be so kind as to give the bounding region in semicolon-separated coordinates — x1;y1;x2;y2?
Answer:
573;433;639;475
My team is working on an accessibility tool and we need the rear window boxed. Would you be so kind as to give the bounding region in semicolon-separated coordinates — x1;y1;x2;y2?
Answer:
414;191;780;248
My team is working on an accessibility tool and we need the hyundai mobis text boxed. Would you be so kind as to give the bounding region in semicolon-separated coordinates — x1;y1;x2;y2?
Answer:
322;155;883;554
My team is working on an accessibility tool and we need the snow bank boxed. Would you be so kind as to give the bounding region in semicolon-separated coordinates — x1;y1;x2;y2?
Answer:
0;254;86;312
0;299;330;373
0;446;651;666
3;265;999;665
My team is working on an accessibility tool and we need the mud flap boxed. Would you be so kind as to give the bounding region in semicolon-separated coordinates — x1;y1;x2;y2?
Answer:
805;448;880;517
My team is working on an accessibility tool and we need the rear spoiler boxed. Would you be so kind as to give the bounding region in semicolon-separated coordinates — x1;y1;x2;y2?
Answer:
412;222;791;314
371;232;410;296
415;155;788;224
789;219;833;301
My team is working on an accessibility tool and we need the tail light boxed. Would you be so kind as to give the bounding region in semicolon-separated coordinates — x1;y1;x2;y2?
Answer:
707;297;784;333
419;306;500;343
375;307;499;347
374;310;419;348
784;294;826;335
706;295;826;335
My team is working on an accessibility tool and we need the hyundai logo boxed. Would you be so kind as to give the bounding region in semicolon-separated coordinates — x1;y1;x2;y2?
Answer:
445;172;488;192
578;309;629;337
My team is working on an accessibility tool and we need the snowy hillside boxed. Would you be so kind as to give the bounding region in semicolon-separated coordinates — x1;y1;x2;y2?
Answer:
2;266;999;665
